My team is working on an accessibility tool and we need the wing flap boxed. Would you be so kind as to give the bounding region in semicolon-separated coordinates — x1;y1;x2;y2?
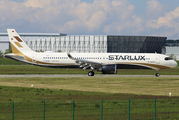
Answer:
67;53;102;69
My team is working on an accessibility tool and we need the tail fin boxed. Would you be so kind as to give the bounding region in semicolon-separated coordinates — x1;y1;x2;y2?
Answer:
7;29;34;55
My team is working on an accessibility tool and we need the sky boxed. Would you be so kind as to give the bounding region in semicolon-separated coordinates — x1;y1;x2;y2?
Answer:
1;0;179;39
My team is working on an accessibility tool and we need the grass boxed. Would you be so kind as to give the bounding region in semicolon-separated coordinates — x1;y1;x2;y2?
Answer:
0;65;88;74
0;77;179;119
0;58;27;65
1;77;179;99
0;85;179;119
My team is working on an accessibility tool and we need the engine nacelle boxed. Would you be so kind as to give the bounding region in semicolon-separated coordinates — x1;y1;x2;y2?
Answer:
99;64;117;74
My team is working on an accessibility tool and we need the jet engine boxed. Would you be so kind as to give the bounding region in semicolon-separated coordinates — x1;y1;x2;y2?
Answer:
99;64;117;74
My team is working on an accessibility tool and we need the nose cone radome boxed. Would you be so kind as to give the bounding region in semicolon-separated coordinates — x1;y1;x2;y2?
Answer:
172;61;178;68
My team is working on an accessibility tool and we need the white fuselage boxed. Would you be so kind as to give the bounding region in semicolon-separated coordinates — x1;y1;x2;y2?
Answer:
6;52;177;70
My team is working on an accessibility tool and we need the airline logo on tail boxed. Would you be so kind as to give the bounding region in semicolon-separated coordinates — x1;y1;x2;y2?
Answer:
12;36;23;48
14;36;23;42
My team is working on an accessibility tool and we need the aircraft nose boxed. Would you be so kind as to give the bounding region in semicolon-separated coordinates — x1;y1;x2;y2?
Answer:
173;61;178;68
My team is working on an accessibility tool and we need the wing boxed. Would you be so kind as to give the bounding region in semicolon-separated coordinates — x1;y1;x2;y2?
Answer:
67;53;102;70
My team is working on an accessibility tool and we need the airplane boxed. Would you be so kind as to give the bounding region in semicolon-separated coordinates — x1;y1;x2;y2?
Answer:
5;29;178;77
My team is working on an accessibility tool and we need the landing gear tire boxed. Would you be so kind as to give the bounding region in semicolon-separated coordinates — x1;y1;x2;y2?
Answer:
155;73;160;77
88;71;94;76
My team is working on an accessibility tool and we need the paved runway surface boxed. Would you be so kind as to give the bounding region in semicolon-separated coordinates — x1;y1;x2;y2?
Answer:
0;74;179;78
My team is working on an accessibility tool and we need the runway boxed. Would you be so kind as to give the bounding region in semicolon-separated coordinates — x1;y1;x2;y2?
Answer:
0;74;179;78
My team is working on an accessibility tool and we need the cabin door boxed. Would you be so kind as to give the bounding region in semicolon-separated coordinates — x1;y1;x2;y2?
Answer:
155;55;160;64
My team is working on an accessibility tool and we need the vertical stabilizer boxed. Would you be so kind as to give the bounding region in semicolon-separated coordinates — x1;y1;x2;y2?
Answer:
7;29;34;55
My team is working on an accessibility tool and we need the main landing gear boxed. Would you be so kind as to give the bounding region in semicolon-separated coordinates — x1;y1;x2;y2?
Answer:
88;71;95;76
88;67;95;76
155;70;160;77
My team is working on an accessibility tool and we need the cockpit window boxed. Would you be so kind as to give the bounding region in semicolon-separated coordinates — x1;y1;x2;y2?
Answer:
165;57;172;60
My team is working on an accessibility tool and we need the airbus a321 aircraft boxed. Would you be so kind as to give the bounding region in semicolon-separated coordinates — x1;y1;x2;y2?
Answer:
5;29;177;77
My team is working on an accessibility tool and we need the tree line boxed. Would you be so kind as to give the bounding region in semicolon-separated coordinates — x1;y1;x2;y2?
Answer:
166;39;179;43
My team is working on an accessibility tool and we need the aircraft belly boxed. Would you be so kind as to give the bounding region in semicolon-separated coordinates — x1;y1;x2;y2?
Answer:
116;64;151;69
